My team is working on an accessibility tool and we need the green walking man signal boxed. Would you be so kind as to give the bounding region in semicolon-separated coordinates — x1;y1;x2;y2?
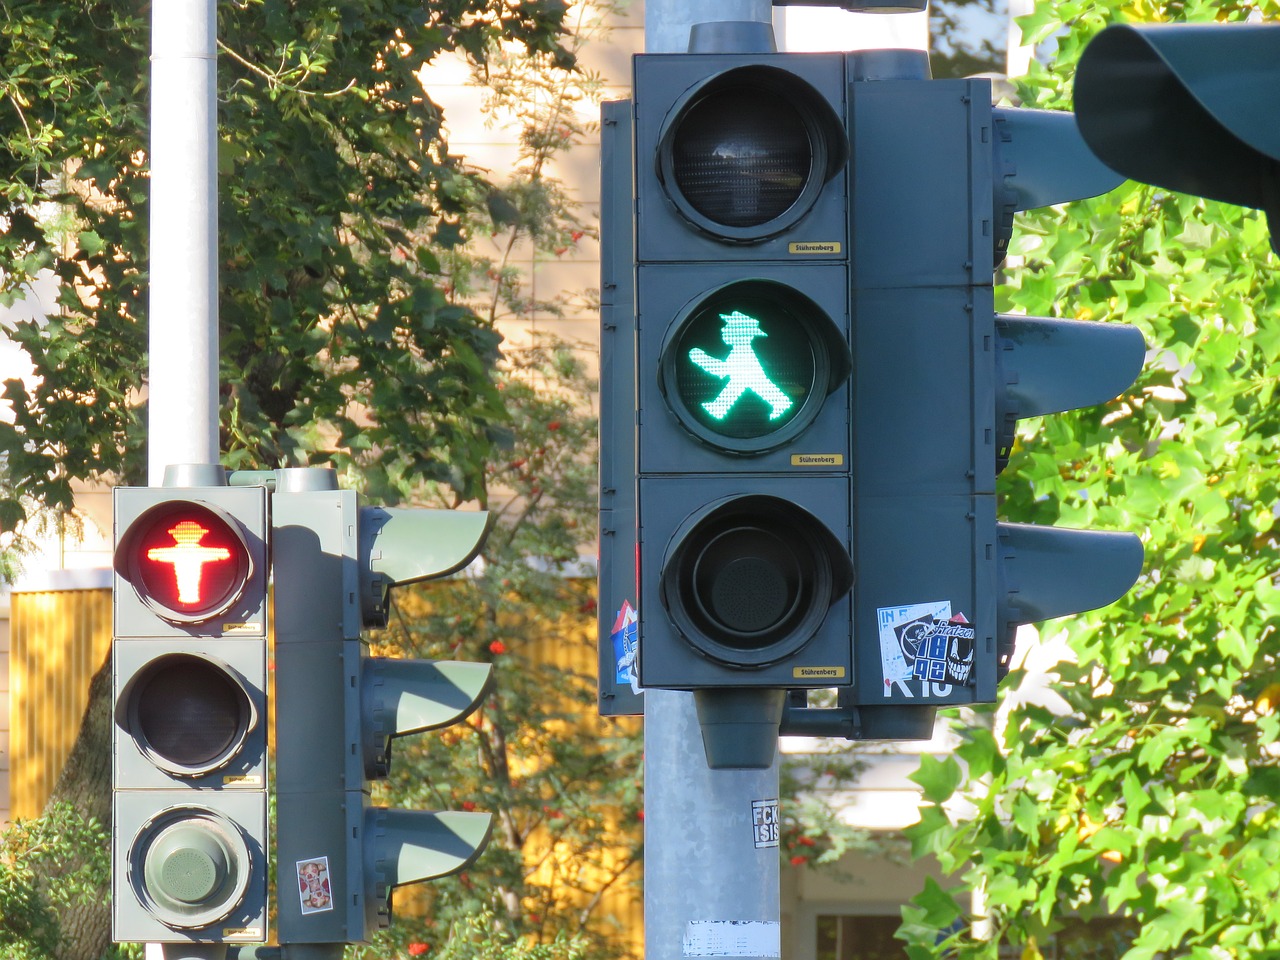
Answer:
689;310;793;422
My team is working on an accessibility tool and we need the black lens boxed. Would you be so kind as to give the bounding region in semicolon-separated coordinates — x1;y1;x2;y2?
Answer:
134;657;246;769
661;495;853;669
693;526;804;645
669;87;812;228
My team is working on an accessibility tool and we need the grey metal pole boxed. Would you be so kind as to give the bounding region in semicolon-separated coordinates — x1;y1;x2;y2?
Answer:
148;0;220;485
641;7;783;959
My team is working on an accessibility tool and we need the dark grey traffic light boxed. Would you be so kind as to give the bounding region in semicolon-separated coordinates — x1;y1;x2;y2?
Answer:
626;52;855;768
111;469;270;949
1075;23;1280;253
605;46;1149;758
842;54;1143;734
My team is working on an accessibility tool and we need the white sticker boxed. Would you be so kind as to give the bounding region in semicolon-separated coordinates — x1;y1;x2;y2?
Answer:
296;856;334;914
683;920;781;958
751;798;779;849
878;601;952;684
877;601;978;697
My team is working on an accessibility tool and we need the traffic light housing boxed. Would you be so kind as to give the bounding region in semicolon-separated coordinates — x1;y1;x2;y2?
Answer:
111;469;269;947
1075;22;1280;253
272;468;493;952
844;56;1145;730
628;51;855;767
609;45;1153;755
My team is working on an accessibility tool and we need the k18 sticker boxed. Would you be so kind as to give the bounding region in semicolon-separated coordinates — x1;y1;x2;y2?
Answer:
877;601;976;696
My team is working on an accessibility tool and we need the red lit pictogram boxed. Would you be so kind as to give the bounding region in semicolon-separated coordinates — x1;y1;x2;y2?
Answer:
146;520;233;605
124;502;253;622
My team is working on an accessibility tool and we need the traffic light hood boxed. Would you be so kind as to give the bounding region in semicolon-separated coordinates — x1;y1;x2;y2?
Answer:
359;506;492;625
1075;23;1280;252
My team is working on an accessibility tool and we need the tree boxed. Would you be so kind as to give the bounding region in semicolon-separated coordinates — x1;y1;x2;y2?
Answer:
901;1;1280;958
0;0;576;525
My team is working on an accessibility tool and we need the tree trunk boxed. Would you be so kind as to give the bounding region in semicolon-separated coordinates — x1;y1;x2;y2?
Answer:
44;648;114;960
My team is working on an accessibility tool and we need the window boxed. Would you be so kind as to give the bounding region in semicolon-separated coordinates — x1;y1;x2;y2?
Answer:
816;914;902;960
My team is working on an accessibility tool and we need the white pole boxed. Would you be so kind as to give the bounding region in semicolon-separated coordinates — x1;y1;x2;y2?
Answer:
148;0;219;485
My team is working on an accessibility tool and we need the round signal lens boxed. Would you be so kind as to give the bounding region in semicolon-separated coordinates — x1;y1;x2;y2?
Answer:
661;496;851;668
659;280;838;454
124;502;252;623
130;806;253;929
126;653;257;777
669;87;812;229
656;65;846;242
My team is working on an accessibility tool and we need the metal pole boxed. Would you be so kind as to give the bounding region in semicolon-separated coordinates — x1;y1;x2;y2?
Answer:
144;3;220;956
148;0;219;485
641;6;782;958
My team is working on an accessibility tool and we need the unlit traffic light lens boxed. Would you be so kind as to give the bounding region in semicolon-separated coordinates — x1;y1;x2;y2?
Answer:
129;653;255;775
661;496;853;667
670;87;812;229
656;65;847;242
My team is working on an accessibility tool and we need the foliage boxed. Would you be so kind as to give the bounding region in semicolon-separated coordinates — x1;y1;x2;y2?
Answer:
0;0;576;535
930;0;1005;80
902;1;1280;958
0;803;126;960
353;335;642;960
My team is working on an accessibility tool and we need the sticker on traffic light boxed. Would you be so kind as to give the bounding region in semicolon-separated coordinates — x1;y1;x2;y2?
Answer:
660;279;847;453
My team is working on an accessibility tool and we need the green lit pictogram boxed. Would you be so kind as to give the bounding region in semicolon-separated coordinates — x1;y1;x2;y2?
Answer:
689;311;794;423
670;290;818;442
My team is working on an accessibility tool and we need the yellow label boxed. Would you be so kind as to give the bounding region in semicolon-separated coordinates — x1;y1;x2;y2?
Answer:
788;241;841;255
223;774;263;787
794;666;847;680
791;453;844;466
221;622;262;635
223;927;263;940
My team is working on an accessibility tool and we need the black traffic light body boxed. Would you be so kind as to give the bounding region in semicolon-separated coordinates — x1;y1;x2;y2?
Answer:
272;468;493;954
1075;22;1280;253
847;66;1145;724
111;478;270;947
632;52;855;700
607;45;1149;756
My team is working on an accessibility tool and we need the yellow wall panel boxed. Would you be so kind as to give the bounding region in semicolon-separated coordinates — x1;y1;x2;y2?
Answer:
10;588;112;821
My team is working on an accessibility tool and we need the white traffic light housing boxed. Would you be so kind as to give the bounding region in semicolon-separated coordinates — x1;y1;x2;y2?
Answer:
272;468;493;952
111;477;269;949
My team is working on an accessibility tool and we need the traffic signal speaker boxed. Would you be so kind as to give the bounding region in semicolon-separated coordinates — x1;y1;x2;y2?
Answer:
111;471;270;948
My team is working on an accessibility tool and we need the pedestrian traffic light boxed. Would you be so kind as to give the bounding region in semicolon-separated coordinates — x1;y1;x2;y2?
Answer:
1075;21;1280;254
111;466;269;948
843;51;1144;732
628;50;854;768
272;468;493;953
